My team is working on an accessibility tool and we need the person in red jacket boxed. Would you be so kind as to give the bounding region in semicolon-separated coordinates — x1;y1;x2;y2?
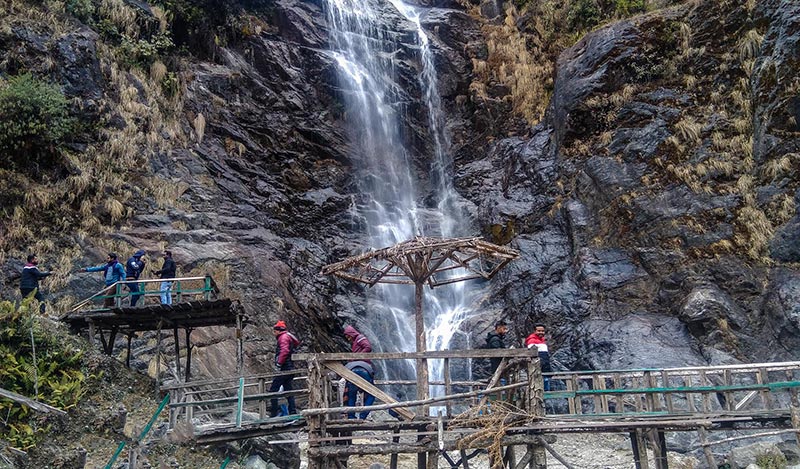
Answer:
269;320;301;417
525;324;552;391
343;325;375;419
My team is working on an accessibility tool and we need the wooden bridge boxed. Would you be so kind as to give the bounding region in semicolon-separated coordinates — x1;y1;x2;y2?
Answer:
61;276;244;384
160;349;800;469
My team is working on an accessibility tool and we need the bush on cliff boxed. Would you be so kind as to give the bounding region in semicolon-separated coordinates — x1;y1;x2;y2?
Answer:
0;74;74;171
0;299;90;450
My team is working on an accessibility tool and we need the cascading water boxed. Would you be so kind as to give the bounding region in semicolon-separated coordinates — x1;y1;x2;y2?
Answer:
326;0;481;400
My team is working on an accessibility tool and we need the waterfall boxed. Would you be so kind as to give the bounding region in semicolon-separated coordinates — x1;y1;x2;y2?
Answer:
326;0;479;401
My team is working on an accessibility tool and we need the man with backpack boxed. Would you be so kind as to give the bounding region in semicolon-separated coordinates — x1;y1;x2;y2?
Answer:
125;250;146;307
343;325;375;419
270;320;301;417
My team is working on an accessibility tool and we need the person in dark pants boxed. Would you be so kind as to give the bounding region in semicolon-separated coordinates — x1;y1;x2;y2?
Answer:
152;250;176;305
125;250;146;307
20;254;51;313
486;320;508;374
82;253;126;307
343;325;375;419
269;320;300;417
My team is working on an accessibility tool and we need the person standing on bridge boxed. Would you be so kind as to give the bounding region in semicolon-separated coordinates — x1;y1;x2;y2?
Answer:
525;324;552;391
270;320;301;417
486;320;508;375
152;250;176;305
343;325;375;419
125;249;146;307
81;253;126;307
20;254;51;314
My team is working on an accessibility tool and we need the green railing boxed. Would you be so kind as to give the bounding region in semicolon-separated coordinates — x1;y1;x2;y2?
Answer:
70;275;219;312
542;361;800;417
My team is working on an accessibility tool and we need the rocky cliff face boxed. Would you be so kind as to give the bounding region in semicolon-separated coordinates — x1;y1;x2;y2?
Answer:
2;0;799;389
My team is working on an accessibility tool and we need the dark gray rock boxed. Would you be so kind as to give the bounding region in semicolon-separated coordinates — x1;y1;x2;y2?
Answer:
56;28;103;100
770;216;800;262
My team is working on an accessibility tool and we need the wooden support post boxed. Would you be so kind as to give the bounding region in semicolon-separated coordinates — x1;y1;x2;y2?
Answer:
390;428;401;469
258;378;267;420
723;369;733;411
504;445;517;468
648;429;668;469
414;281;429;406
236;313;244;376
307;357;325;469
697;427;716;469
661;370;674;413
460;449;471;469
613;373;623;413
528;357;546;469
444;357;452;417
185;327;193;382
87;319;96;345
126;333;133;368
173;327;182;381
758;367;773;409
786;370;800;447
155;322;163;397
630;429;649;469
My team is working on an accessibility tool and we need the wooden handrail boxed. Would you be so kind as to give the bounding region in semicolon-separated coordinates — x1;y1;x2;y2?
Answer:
69;276;219;312
295;349;536;361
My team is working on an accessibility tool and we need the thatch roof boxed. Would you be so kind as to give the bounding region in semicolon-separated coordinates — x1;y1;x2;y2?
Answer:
321;236;519;287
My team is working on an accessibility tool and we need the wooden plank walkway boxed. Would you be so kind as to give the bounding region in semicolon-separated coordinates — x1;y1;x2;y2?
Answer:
161;355;800;468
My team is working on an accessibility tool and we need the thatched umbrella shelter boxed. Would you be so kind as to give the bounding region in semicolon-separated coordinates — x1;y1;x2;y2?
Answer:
321;236;520;402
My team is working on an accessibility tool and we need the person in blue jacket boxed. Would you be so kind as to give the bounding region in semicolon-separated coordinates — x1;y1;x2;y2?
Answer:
82;253;126;307
20;254;51;313
125;250;146;307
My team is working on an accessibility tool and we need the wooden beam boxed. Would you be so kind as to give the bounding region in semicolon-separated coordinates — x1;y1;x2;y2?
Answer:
0;387;67;415
324;362;415;421
295;349;535;361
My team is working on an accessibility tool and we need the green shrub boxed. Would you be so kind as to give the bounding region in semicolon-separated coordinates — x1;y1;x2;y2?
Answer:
0;74;73;168
613;0;645;16
755;451;787;469
568;0;602;32
0;298;89;449
66;0;95;23
118;33;175;68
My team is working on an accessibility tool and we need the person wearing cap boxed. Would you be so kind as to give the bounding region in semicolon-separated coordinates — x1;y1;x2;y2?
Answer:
20;253;52;314
125;250;147;307
486;320;508;374
343;325;375;419
269;320;301;417
152;250;176;305
82;253;126;307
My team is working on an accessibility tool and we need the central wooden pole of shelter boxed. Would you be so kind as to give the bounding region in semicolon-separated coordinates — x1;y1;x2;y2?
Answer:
414;281;429;408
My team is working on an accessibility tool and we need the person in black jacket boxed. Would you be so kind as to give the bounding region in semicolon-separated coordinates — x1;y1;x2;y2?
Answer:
20;254;51;313
153;250;176;305
125;250;146;307
486;320;508;374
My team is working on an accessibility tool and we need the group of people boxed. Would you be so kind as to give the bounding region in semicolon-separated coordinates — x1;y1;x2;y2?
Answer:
268;319;553;420
487;320;553;390
268;321;376;420
18;250;179;310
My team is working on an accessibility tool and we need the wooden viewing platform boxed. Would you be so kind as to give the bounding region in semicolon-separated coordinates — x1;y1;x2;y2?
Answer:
62;275;244;384
162;352;800;469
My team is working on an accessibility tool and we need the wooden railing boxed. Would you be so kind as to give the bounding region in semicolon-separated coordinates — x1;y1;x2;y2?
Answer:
70;275;220;312
162;369;309;432
543;361;800;417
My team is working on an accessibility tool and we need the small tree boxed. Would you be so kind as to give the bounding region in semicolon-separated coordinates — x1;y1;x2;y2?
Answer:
0;74;73;169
